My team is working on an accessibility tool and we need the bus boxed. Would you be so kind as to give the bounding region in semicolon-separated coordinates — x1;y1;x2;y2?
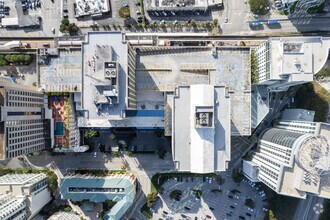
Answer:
267;20;280;25
249;21;263;27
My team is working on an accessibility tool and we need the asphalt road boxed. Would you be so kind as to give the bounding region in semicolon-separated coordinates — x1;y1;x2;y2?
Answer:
294;195;324;220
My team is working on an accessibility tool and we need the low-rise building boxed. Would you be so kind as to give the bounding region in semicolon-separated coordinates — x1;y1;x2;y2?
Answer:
0;173;51;219
60;174;136;220
255;37;330;90
74;0;111;17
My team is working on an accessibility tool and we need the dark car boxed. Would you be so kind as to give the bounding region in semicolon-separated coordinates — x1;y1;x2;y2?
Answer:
246;213;252;217
226;213;232;217
209;207;214;211
163;211;168;215
229;205;235;209
228;195;233;199
205;215;212;219
239;216;246;219
181;214;188;218
184;206;190;210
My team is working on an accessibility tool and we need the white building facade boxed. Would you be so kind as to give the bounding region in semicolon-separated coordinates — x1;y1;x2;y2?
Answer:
0;173;52;219
243;121;330;199
254;37;330;89
0;77;54;160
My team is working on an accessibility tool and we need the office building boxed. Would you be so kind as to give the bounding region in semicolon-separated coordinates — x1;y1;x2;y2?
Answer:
0;193;27;220
243;121;330;199
255;37;330;89
0;173;51;219
60;174;136;220
0;77;53;160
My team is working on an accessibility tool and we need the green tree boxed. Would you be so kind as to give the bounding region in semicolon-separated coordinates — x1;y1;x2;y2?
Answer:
61;18;70;26
245;198;255;208
269;210;277;220
251;49;259;84
60;24;68;33
68;23;79;33
231;168;244;183
213;19;218;27
119;6;130;18
146;191;158;208
5;54;12;62
84;129;98;138
191;19;197;28
249;0;269;15
23;55;32;63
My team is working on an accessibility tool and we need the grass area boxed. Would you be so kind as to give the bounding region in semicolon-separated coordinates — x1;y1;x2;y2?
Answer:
307;2;326;14
140;202;152;219
294;82;330;122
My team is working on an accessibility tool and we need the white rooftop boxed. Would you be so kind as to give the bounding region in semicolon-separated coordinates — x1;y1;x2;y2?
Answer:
172;85;230;173
0;173;47;185
270;37;330;82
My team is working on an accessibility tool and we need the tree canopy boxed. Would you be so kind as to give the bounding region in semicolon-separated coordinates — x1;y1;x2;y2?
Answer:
249;0;269;15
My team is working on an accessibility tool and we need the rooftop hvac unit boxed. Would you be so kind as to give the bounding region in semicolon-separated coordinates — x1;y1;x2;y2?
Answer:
105;70;116;78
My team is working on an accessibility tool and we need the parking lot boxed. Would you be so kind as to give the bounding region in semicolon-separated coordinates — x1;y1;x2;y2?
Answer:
152;175;266;220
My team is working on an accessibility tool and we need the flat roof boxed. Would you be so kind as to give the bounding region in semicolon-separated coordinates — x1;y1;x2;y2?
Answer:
39;49;82;92
270;37;330;82
172;85;230;173
60;174;135;220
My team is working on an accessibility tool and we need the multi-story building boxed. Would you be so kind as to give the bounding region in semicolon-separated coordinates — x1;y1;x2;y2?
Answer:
0;173;51;219
171;84;231;173
254;36;330;90
243;120;330;199
0;193;28;220
60;174;136;220
0;76;53;160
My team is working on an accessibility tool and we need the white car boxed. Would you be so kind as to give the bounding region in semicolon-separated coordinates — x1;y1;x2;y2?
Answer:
94;152;97;157
224;17;228;23
52;27;55;34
